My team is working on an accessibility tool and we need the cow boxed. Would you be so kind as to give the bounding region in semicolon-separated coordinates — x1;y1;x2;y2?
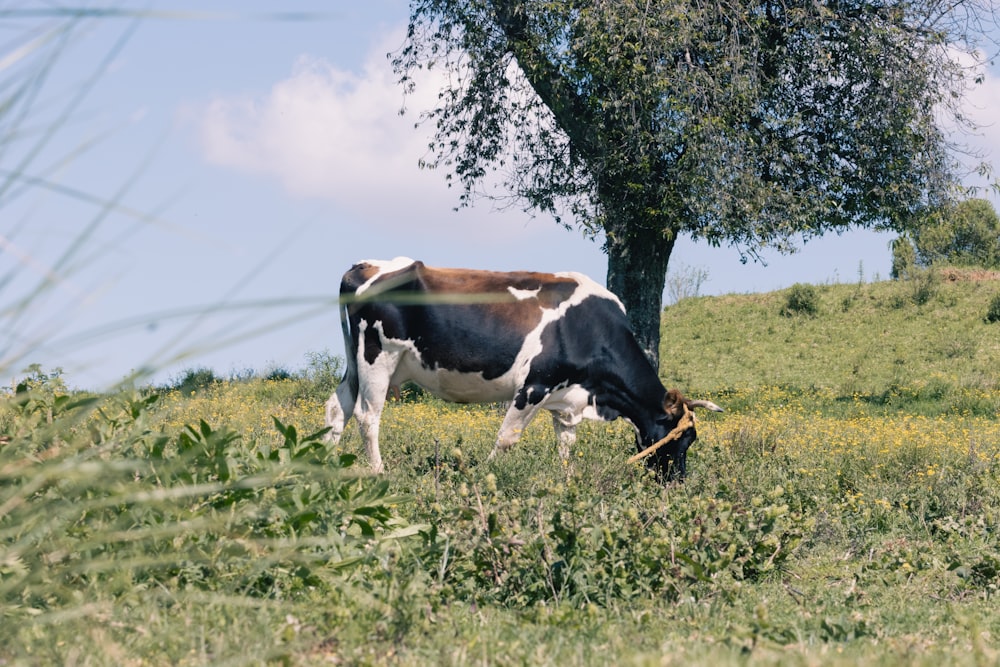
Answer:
324;257;723;479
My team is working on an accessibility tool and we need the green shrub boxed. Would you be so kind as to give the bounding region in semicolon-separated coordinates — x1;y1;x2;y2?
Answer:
415;474;812;609
302;349;344;398
170;366;219;394
265;365;294;381
780;283;820;317
986;293;1000;324
908;267;940;305
0;380;419;645
912;198;1000;269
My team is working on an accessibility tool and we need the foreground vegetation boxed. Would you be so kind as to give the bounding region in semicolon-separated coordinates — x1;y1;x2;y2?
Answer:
2;276;1000;665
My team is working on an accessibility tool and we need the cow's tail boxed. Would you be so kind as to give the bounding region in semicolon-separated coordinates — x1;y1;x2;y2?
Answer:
338;294;359;398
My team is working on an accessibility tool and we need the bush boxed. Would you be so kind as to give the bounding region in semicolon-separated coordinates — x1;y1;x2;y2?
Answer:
907;267;940;306
299;349;345;401
665;262;710;304
780;283;820;317
913;199;1000;269
264;365;293;381
417;477;812;608
986;294;1000;324
0;381;416;649
170;366;219;394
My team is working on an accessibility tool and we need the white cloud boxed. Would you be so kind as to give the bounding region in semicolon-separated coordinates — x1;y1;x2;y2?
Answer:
201;49;414;195
967;73;1000;162
948;50;1000;196
197;31;525;236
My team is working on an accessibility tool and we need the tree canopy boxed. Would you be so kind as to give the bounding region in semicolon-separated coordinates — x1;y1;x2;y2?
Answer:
394;0;997;368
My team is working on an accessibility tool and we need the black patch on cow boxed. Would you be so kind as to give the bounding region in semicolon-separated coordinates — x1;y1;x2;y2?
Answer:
515;294;664;426
643;418;698;482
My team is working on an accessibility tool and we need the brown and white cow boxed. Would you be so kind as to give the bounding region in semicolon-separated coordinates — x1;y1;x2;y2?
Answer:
324;257;722;479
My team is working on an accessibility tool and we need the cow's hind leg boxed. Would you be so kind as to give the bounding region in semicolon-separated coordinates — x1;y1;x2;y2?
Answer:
488;402;541;461
324;375;357;444
351;353;401;474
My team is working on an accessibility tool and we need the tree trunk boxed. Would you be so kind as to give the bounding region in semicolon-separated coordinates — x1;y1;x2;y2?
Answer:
605;222;676;373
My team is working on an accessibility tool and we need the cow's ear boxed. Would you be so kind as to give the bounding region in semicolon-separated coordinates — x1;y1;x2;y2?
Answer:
662;388;686;418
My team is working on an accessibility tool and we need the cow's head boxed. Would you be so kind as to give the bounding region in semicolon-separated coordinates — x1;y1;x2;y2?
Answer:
636;388;723;481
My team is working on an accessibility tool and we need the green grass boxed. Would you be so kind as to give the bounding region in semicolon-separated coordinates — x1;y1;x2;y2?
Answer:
662;275;1000;402
3;274;1000;665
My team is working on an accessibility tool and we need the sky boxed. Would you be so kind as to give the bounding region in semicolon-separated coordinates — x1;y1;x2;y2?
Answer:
3;2;999;390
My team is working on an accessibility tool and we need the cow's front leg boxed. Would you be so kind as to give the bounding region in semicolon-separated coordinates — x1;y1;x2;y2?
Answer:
356;414;385;473
488;402;541;461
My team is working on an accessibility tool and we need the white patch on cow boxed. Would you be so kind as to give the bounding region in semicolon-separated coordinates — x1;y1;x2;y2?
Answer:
555;271;625;313
350;319;407;473
541;384;602;461
504;276;601;387
540;384;604;427
508;286;541;301
355;256;416;296
356;321;401;398
394;356;517;403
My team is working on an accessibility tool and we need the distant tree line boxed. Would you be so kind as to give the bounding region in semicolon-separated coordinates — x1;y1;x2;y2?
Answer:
892;198;1000;278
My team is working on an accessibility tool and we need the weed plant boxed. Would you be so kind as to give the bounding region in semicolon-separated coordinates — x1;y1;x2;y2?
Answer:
986;293;1000;323
0;374;418;664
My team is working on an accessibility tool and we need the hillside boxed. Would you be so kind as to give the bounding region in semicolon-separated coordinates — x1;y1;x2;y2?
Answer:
661;273;1000;397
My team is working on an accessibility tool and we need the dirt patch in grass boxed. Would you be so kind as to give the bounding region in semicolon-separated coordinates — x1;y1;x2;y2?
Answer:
939;267;1000;282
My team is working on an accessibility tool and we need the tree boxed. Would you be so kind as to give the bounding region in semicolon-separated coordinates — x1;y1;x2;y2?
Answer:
393;0;995;369
912;198;1000;269
890;235;918;280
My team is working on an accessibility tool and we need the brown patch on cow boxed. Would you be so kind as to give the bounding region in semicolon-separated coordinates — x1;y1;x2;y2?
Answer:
342;261;383;288
341;261;391;316
537;279;579;309
416;265;579;341
662;388;687;418
422;266;578;304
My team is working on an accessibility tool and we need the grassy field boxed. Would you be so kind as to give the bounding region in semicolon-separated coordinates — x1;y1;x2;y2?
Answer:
2;273;1000;665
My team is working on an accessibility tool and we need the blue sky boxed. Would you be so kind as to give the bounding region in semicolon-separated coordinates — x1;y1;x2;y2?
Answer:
3;2;999;390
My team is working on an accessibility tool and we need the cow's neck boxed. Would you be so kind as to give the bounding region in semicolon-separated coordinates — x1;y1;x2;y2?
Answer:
598;365;667;446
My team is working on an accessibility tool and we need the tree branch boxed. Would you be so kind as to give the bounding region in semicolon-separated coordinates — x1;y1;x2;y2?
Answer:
484;1;600;165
